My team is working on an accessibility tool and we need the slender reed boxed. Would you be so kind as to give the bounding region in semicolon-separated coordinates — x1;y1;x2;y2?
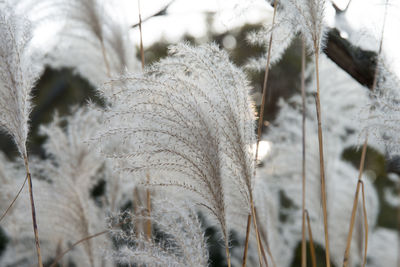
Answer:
242;215;252;267
342;156;368;267
343;180;369;267
226;244;232;267
24;155;43;267
50;229;109;267
305;210;317;267
247;1;279;266
255;207;276;267
397;183;400;267
342;3;388;265
360;181;368;266
49;216;130;267
301;37;307;267
313;80;330;267
137;0;152;241
250;193;267;267
0;176;27;222
100;40;112;77
255;0;278;159
138;0;145;70
145;175;152;240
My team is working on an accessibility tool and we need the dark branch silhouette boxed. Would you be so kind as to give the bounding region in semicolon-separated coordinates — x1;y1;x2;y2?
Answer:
131;1;175;28
324;28;377;90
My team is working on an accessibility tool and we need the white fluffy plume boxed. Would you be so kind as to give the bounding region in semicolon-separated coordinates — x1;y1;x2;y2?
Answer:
94;43;257;254
0;5;41;157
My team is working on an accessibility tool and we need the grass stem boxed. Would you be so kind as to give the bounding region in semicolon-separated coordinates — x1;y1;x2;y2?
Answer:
50;229;109;267
137;0;152;242
0;175;27;223
145;173;152;240
255;0;278;160
100;40;111;78
313;52;330;266
138;0;145;70
305;210;317;267
255;206;276;267
301;37;307;267
343;3;387;263
24;154;43;267
250;194;269;267
249;1;279;265
360;181;368;267
226;239;232;267
342;138;367;267
242;214;252;267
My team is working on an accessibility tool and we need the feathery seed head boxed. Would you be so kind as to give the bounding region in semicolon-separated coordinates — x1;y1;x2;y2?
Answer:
0;5;41;157
94;43;257;243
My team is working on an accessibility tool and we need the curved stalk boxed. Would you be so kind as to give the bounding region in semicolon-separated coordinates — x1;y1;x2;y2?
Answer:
0;176;27;222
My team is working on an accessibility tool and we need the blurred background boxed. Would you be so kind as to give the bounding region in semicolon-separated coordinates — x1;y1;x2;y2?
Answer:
1;0;400;266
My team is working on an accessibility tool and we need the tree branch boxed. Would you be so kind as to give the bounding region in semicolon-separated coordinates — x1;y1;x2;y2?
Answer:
323;28;377;90
131;1;175;28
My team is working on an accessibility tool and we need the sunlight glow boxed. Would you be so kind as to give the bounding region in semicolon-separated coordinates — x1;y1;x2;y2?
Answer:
256;140;272;161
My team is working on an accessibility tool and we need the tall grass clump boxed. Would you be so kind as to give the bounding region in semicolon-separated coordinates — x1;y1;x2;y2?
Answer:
0;0;398;266
259;55;379;267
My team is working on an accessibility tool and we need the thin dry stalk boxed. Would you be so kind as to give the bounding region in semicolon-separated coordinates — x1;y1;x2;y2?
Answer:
250;195;268;267
226;240;232;267
257;231;269;267
249;1;279;266
258;232;270;267
255;207;276;267
255;0;278;159
343;180;369;267
342;143;367;267
132;187;142;238
371;0;387;91
398;184;400;267
138;0;152;242
242;214;252;267
360;181;368;267
55;239;67;267
301;37;307;267
50;229;109;267
23;155;43;267
343;3;387;264
100;40;111;77
49;219;127;267
145;174;152;240
313;51;330;267
305;210;317;267
0;176;27;222
138;0;145;70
